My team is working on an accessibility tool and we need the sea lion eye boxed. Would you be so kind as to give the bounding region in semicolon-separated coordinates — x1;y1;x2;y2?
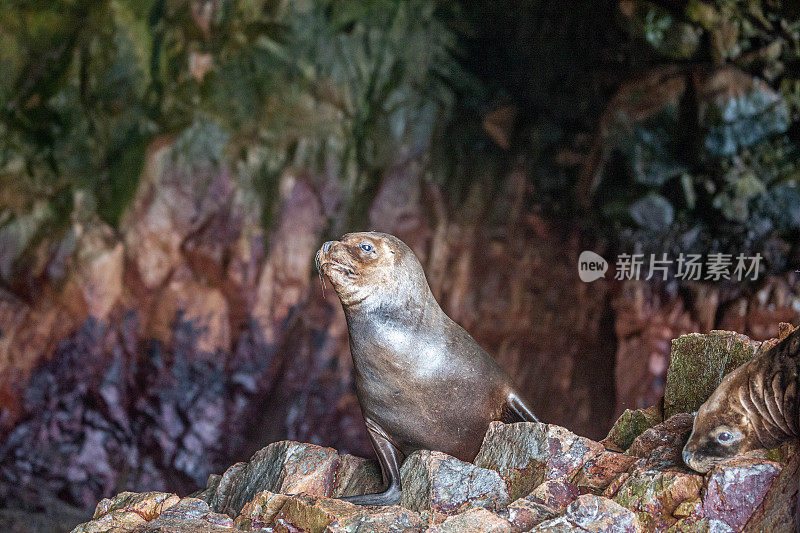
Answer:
360;243;373;253
716;431;733;444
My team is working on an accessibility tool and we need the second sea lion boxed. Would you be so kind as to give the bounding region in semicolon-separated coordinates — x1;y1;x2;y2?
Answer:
316;231;539;506
682;325;800;473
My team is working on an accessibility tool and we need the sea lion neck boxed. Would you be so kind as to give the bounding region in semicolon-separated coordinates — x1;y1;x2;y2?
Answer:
342;284;443;330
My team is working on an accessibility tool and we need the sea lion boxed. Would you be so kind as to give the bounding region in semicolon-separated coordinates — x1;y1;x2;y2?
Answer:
682;325;800;473
316;231;538;505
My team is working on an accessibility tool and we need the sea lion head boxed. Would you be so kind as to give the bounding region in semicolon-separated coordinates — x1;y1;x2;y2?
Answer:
682;364;761;473
316;232;428;308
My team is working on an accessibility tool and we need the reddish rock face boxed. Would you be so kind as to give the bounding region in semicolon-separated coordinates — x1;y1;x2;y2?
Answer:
0;131;798;523
701;457;782;530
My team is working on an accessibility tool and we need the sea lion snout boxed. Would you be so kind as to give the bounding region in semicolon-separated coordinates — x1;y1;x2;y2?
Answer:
681;443;715;473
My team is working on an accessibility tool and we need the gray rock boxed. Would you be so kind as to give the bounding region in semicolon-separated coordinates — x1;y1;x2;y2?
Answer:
399;450;509;518
197;441;381;516
531;494;642;533
474;422;603;500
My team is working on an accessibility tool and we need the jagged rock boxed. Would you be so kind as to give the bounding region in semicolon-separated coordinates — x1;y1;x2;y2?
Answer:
134;498;234;531
474;422;604;500
148;275;231;353
626;413;694;460
251;173;324;344
71;492;181;532
573;451;637;494
59;219;124;321
198;441;381;517
606;468;704;531
663;331;759;418
719;285;800;344
530;494;643;532
602;405;663;452
122;131;237;290
501;499;557;532
700;457;782;530
399;450;509;519
500;478;579;531
266;494;361;533
234;490;427;533
742;448;800;533
232;490;289;530
427;507;512;533
611;281;699;421
523;478;580;512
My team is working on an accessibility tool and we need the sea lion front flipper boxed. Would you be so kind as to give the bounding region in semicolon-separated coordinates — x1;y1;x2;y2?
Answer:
503;391;540;423
340;418;404;506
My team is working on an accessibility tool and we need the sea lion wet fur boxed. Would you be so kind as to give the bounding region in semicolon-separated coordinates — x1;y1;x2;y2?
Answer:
316;231;538;505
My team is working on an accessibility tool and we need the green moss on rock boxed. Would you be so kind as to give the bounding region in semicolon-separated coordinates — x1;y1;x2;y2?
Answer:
663;330;759;418
602;406;663;452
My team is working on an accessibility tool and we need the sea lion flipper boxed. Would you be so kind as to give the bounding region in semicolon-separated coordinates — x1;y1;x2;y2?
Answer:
340;418;403;506
503;391;540;423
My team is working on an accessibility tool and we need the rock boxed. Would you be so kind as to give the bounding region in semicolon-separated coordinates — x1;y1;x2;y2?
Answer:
268;494;360;533
693;67;790;157
663;330;759;418
523;478;580;513
199;441;382;517
742;447;800;533
606;468;704;531
530;494;642;532
501;499;558;532
251;173;324;343
475;422;604;500
427;508;512;533
135;497;234;531
701;456;782;530
601;406;663;452
611;281;699;420
148;276;231;353
573;451;637;494
626;413;694;460
579;66;688;200
718;279;800;342
71;492;181;532
327;505;426;532
122;129;236;289
666;516;734;532
59;220;124;320
232;490;289;530
399;450;509;519
500;478;579;531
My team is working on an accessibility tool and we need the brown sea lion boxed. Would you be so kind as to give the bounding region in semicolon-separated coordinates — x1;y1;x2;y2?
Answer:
316;231;539;505
682;325;800;473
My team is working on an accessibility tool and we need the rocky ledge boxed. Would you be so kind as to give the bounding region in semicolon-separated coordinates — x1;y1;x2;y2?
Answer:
72;328;799;533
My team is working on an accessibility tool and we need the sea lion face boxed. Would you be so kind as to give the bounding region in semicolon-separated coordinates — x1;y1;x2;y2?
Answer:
316;232;416;307
682;365;759;473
